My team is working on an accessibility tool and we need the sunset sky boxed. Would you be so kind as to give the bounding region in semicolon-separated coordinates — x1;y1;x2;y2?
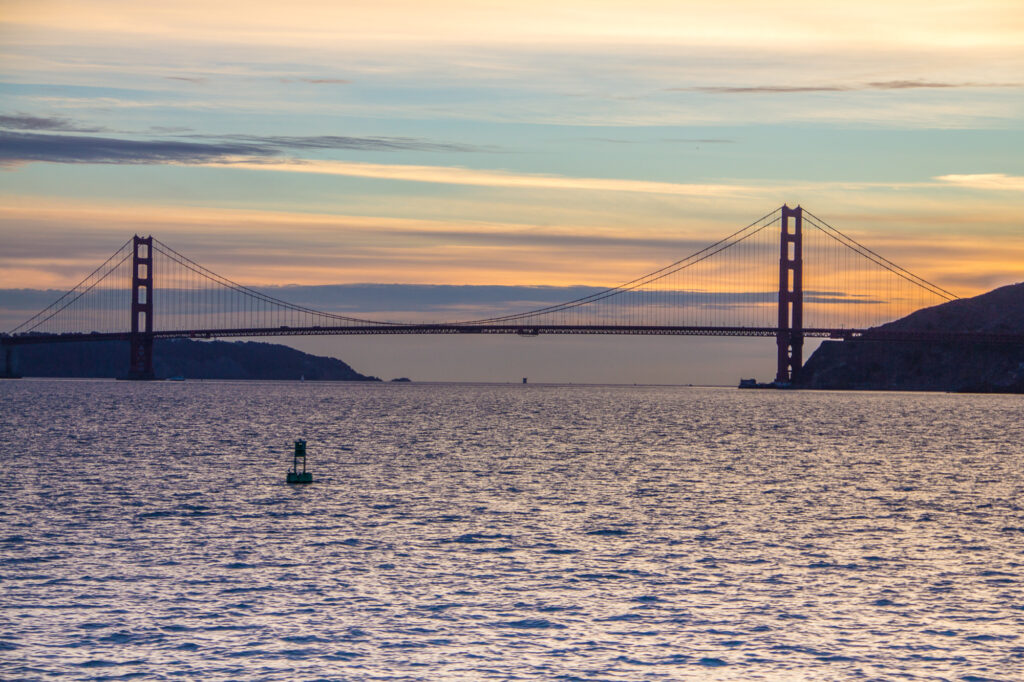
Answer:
2;1;1023;382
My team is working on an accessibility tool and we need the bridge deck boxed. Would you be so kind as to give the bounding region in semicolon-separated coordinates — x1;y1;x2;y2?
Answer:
5;325;1024;345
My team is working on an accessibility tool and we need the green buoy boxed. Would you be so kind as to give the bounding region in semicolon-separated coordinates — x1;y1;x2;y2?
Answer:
287;439;313;484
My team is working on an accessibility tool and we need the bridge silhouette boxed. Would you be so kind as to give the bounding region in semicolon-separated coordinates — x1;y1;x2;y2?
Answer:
2;205;974;383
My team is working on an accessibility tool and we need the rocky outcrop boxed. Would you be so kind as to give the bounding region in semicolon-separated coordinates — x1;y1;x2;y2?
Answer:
10;338;380;381
797;282;1024;393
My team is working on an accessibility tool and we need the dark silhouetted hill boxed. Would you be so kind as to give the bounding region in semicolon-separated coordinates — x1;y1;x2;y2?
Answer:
11;338;380;381
798;282;1024;393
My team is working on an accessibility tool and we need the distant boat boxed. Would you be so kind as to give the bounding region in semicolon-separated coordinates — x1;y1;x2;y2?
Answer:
166;376;185;381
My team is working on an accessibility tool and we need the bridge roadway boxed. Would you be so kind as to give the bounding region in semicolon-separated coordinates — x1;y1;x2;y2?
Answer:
4;325;1024;345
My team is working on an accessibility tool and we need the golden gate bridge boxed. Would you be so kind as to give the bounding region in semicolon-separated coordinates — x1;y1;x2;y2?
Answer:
2;205;990;383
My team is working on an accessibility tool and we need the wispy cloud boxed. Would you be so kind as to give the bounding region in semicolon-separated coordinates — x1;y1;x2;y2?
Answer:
208;158;751;196
0;130;481;166
0;113;107;133
868;80;1019;90
935;174;1024;191
0;131;281;165
0;125;745;195
677;80;1019;94
662;138;734;144
585;137;734;145
297;78;351;85
201;134;477;153
164;76;207;84
10;126;1023;201
686;86;848;94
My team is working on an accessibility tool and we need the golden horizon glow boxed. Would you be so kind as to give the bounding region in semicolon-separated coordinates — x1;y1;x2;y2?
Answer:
2;196;1020;297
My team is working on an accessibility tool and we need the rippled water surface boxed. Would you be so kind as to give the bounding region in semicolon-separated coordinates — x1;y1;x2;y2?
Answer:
3;379;1024;680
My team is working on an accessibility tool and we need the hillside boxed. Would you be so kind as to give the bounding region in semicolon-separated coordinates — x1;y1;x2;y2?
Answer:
10;338;381;381
797;282;1024;393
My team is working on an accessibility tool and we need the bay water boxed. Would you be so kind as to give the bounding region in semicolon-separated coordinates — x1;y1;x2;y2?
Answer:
2;379;1023;680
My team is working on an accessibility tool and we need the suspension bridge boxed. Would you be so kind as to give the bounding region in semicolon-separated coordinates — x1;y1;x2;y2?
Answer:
1;205;983;383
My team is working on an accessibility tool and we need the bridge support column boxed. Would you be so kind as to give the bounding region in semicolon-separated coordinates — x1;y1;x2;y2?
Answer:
127;235;155;380
1;342;19;378
776;205;803;384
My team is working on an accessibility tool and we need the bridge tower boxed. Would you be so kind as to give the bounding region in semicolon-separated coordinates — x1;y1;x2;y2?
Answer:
127;235;155;380
776;205;803;384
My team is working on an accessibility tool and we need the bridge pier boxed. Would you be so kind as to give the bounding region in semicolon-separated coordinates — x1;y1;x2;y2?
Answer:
1;342;20;378
126;235;156;380
128;334;154;380
776;205;804;384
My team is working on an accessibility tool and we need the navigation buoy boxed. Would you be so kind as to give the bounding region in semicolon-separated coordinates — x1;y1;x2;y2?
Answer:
287;439;313;484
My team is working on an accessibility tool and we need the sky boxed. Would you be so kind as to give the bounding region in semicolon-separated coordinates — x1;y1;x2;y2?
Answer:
1;0;1023;382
